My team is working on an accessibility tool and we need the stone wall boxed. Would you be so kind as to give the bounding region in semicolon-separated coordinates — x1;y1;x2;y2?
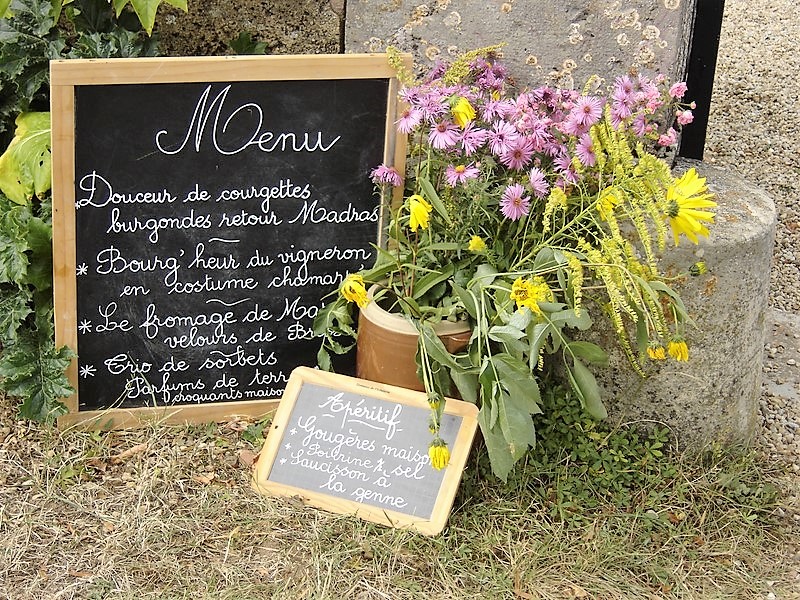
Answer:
346;0;696;88
157;1;696;90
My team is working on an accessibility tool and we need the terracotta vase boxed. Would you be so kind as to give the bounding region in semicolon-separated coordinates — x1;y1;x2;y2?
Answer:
356;290;471;391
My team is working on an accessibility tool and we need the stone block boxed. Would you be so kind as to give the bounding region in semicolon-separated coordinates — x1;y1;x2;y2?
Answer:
345;0;696;88
594;158;776;447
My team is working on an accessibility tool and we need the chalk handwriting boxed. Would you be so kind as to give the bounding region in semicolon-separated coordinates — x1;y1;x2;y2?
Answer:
154;85;342;156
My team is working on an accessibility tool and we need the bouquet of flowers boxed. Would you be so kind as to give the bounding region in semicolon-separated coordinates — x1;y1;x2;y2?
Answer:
314;47;716;481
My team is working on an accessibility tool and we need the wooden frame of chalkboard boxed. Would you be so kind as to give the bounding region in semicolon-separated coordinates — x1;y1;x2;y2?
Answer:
252;367;479;536
50;54;411;428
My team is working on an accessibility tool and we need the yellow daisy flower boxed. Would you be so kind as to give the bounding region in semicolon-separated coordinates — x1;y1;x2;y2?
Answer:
451;97;476;128
647;344;666;360
596;188;622;222
407;194;433;232
428;439;450;470
668;338;689;362
665;168;717;246
340;274;369;308
468;235;487;252
510;276;553;315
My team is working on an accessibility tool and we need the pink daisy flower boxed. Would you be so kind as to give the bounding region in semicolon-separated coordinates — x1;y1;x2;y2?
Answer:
428;120;460;149
500;183;531;221
487;121;520;155
418;93;448;121
632;113;650;137
613;75;635;103
559;115;590;137
370;164;403;187
445;163;480;187
529;167;550;198
396;107;423;133
460;123;489;155
575;135;596;167
610;101;633;127
571;96;604;128
482;98;514;122
500;137;535;171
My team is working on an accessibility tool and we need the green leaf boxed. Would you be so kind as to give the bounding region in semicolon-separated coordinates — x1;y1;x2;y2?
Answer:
566;358;608;420
0;112;51;203
451;282;478;320
113;0;186;35
317;346;332;372
417;175;452;225
548;308;592;330
0;285;32;345
496;386;535;460
411;262;455;299
487;324;527;355
471;263;498;287
477;404;516;483
418;323;462;369
0;333;74;421
1;0;11;18
228;31;267;55
491;354;541;413
0;204;30;282
566;341;609;367
449;368;478;403
25;214;51;291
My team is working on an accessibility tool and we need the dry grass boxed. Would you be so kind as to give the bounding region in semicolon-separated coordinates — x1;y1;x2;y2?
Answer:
1;394;798;600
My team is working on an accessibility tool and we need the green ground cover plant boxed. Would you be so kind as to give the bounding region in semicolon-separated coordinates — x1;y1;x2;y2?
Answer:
0;0;181;420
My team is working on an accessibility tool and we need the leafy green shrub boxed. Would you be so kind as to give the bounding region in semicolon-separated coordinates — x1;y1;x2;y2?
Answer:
0;0;183;419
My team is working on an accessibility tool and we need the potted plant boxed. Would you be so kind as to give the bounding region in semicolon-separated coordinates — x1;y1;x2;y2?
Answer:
314;47;716;481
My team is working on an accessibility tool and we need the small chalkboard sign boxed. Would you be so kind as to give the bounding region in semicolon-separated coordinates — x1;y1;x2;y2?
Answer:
50;55;409;427
252;367;479;535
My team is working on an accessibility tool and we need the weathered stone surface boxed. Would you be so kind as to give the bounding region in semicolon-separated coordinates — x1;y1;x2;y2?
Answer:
156;0;342;57
594;159;776;447
345;0;695;88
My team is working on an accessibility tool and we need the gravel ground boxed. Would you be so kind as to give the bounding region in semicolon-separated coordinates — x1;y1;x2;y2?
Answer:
707;1;800;563
706;0;800;315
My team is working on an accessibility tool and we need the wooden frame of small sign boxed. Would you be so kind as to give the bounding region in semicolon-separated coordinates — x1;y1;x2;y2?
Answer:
252;367;479;536
50;54;411;429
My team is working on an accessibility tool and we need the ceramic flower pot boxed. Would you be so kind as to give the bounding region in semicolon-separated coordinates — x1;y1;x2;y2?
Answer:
356;290;471;391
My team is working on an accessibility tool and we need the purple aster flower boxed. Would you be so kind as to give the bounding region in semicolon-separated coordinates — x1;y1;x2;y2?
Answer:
396;107;424;134
575;134;596;167
370;164;403;187
445;163;480;186
632;113;650;137
529;167;550;198
525;117;553;150
559;115;590;137
428;120;460;149
610;101;633;127
418;92;449;122
571;96;604;127
460;123;489;155
500;183;531;221
500;136;536;171
482;99;514;122
487;120;520;155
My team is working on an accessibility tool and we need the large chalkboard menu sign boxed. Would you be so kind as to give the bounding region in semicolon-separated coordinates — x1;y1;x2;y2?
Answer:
50;55;409;427
252;368;479;535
